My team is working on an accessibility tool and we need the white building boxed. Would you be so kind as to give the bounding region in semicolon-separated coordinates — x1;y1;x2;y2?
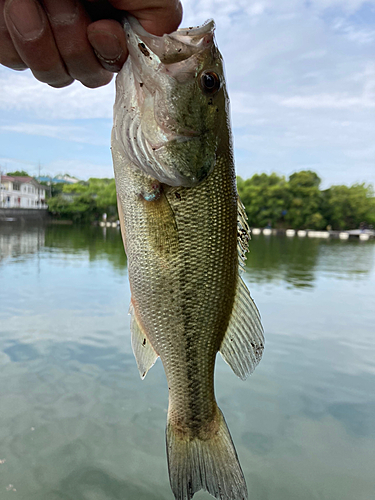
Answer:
0;175;48;209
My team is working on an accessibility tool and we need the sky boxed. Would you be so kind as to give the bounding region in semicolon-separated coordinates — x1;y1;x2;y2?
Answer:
0;0;374;188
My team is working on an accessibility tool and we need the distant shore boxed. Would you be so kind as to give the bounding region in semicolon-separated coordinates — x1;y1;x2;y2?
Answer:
250;227;374;241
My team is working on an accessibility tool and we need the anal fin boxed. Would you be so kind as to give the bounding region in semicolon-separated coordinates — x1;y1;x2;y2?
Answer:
129;303;159;379
220;277;264;381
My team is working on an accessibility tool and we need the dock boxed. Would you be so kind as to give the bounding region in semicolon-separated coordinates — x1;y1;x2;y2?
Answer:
251;228;374;240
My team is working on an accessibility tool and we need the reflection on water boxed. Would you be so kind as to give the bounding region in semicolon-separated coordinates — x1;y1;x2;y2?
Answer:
44;226;127;270
0;224;126;269
2;226;373;287
0;225;45;261
0;225;375;500
246;233;375;287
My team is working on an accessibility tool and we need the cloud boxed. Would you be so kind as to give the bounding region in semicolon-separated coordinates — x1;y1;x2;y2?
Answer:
0;156;37;174
0;123;109;145
46;159;114;180
0;156;113;180
0;68;115;120
278;93;375;109
332;17;375;43
298;50;327;60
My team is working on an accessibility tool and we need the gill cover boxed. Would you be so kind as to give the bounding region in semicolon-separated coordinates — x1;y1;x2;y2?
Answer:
112;16;226;187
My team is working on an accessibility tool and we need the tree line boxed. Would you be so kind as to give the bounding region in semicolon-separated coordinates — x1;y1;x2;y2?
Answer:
20;169;374;230
237;170;375;230
46;177;117;223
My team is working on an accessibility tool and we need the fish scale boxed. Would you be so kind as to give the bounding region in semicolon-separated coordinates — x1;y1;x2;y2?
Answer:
119;151;237;431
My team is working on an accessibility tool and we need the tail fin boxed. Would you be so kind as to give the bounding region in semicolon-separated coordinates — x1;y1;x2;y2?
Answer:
166;407;247;500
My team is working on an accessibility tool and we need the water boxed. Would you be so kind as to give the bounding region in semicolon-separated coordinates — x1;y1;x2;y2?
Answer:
1;225;374;500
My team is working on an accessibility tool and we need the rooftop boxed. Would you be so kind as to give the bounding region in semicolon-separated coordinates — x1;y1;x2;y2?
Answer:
1;176;46;189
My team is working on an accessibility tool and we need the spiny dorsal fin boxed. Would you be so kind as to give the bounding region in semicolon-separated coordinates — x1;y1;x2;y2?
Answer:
237;196;250;272
220;277;264;380
129;303;159;379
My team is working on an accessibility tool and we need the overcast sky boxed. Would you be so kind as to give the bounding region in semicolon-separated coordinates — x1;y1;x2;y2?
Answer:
0;0;374;187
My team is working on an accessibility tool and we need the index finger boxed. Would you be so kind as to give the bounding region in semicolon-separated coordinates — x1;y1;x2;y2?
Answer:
107;0;182;36
0;0;27;69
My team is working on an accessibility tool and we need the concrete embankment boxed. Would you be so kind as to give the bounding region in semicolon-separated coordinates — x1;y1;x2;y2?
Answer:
0;208;49;224
251;228;374;240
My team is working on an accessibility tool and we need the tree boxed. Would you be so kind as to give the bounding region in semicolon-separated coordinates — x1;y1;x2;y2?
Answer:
237;173;290;227
285;170;325;229
321;183;375;230
47;178;118;223
87;178;117;215
45;170;375;230
6;170;29;177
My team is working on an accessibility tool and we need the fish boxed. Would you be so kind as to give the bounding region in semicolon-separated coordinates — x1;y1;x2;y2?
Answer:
111;15;264;500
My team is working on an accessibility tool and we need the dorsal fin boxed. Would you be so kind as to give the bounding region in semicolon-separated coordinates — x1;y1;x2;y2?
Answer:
237;196;250;272
129;303;159;379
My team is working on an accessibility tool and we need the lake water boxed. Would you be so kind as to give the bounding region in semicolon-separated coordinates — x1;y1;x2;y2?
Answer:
0;225;374;500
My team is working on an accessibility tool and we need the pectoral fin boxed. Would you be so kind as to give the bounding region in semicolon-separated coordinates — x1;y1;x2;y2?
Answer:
220;277;264;380
129;303;159;379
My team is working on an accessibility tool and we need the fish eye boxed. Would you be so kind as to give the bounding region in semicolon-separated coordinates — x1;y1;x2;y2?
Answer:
199;71;221;95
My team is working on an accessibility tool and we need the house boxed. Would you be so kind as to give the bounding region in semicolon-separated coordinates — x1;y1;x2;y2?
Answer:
0;175;48;209
36;174;79;185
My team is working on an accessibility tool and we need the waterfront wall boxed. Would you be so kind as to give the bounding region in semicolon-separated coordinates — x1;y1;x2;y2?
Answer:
0;208;49;223
251;227;374;240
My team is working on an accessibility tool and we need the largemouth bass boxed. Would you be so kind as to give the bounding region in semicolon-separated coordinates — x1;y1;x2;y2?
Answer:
111;16;264;500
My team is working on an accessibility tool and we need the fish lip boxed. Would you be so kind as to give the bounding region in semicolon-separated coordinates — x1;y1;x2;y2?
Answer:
125;15;215;63
126;15;215;41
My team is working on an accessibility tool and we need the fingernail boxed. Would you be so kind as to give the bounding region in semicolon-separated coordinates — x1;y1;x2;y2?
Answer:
6;0;44;41
88;31;123;64
43;0;78;25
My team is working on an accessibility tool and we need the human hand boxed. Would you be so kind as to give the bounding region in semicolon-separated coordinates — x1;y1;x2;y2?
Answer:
0;0;182;88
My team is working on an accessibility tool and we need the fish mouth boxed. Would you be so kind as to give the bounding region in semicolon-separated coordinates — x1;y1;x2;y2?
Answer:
125;16;215;64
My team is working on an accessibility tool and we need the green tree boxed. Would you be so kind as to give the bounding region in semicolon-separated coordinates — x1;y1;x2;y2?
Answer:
237;173;290;227
39;180;64;197
321;183;375;230
6;170;29;176
285;170;325;229
47;178;118;223
88;178;117;216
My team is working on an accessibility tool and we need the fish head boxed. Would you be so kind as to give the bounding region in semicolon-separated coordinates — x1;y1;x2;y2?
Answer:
114;16;228;187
